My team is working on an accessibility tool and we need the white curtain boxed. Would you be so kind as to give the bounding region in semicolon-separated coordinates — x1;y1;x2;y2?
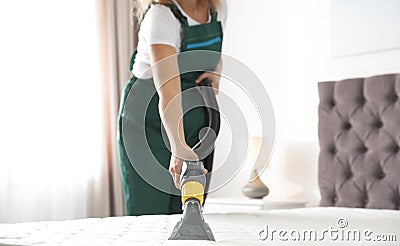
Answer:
0;0;118;223
92;0;136;218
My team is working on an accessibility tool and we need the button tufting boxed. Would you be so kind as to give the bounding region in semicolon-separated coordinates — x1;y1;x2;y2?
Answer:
330;147;337;154
376;121;383;129
347;171;353;179
360;146;368;153
359;97;366;105
330;100;336;107
394;146;400;153
343;122;352;130
393;95;399;102
379;172;385;179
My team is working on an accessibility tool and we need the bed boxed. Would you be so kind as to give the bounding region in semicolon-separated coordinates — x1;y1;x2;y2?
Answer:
1;207;399;245
1;74;399;245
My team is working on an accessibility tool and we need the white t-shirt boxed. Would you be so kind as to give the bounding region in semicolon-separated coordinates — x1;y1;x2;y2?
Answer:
132;0;227;79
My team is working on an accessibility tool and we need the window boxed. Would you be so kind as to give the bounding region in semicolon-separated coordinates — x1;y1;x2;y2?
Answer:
0;0;103;222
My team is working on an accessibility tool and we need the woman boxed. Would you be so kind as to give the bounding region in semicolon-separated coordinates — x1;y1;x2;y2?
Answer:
118;0;226;216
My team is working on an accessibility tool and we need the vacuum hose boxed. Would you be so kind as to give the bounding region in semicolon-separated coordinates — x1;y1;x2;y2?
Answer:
191;78;221;154
180;78;220;205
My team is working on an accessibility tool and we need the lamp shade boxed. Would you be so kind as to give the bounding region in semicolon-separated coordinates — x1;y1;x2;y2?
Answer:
248;136;270;172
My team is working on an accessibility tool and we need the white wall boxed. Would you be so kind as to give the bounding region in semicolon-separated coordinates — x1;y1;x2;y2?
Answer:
210;0;400;205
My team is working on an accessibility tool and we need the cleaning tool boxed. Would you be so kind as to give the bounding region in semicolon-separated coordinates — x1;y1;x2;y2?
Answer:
168;78;220;241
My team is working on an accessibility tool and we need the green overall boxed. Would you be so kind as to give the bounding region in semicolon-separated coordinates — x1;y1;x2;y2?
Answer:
117;3;223;216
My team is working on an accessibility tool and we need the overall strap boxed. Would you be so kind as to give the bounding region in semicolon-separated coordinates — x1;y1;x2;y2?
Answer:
149;1;188;27
169;2;218;27
210;8;218;22
129;48;138;76
168;3;189;27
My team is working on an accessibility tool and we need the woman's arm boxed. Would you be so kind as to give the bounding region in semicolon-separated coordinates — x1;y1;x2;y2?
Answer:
149;44;199;188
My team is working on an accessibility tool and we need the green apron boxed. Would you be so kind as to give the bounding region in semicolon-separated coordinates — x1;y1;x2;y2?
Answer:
117;3;223;216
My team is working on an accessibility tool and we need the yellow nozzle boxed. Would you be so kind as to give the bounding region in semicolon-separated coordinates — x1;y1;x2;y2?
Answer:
181;181;204;205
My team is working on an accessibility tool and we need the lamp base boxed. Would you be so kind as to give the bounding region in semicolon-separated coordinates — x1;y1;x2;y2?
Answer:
242;170;269;199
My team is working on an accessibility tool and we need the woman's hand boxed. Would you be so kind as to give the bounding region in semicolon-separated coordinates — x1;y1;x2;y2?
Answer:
195;72;220;94
169;146;208;189
169;146;197;189
169;155;187;189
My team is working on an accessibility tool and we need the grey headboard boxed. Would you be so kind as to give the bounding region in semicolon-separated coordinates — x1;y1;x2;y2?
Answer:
318;74;400;210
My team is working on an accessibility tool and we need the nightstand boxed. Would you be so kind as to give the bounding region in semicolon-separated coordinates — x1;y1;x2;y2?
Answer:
203;197;307;213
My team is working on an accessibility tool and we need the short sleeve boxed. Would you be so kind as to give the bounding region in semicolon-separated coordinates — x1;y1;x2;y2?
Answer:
217;0;228;30
141;4;181;49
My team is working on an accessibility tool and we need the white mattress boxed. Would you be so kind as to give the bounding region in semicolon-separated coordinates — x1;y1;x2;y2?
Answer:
0;207;399;245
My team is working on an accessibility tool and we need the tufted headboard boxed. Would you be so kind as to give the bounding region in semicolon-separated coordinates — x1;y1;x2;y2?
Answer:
318;74;400;210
